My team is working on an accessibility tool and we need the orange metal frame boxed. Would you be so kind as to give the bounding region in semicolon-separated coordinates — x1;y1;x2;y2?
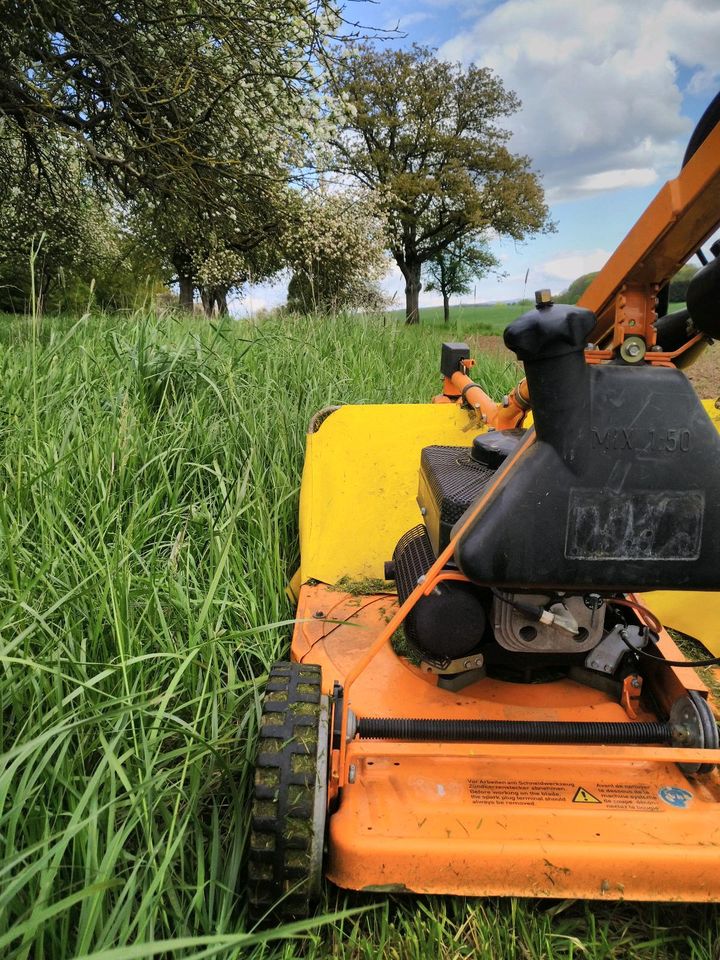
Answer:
288;111;720;901
291;576;720;899
433;120;720;427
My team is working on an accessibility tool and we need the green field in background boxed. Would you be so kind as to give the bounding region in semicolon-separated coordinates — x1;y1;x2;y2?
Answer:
385;301;688;337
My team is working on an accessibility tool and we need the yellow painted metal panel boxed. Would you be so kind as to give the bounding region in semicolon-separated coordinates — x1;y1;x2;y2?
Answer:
700;397;720;427
637;400;720;654
639;590;720;655
299;397;720;653
299;403;478;585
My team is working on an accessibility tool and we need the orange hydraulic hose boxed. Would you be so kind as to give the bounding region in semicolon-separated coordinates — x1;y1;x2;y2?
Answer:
446;371;498;422
440;371;530;430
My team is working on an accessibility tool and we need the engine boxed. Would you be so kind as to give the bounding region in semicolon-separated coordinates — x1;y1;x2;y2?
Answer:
385;291;720;686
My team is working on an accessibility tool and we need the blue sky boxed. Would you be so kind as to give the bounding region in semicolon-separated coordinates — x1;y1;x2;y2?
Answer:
242;0;720;314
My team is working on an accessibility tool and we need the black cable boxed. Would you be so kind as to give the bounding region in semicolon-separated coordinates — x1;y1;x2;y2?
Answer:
618;627;720;668
490;587;542;622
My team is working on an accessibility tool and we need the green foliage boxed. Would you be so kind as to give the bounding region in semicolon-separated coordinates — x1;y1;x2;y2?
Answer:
0;2;346;313
561;272;599;304
285;189;388;313
330;44;551;322
669;264;699;303
424;237;499;320
131;193;287;315
561;265;697;308
0;128;117;312
0;1;340;207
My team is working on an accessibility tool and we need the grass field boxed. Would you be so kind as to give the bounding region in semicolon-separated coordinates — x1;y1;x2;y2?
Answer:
385;301;688;335
385;300;534;334
0;307;718;959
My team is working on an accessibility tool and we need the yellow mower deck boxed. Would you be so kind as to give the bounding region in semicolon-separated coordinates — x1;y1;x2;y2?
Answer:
289;401;720;902
296;401;720;656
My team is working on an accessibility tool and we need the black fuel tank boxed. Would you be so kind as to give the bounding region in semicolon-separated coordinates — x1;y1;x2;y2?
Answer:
455;302;720;592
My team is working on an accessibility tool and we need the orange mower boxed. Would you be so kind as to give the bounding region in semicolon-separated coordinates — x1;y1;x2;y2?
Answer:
248;92;720;917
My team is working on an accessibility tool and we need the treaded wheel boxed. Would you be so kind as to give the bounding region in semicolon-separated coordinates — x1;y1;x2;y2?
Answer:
670;690;719;777
248;661;329;922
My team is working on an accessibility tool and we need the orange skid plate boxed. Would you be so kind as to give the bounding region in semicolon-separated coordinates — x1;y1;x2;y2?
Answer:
292;584;720;901
328;742;720;901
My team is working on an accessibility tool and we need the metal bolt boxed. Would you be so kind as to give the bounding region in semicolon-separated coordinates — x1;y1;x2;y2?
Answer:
673;726;691;744
463;655;484;669
631;678;641;689
626;342;641;357
348;764;357;783
313;610;325;619
420;506;427;516
535;288;553;308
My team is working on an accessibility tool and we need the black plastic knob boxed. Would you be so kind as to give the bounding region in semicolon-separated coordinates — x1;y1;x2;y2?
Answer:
471;429;525;469
504;303;597;362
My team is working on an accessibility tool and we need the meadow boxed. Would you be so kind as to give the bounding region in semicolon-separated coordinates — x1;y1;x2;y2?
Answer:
0;307;718;959
384;301;689;335
384;301;535;334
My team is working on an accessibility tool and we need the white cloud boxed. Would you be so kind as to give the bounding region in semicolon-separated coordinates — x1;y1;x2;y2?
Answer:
231;281;287;317
539;249;611;283
687;67;720;95
440;0;720;199
394;11;432;29
553;166;659;202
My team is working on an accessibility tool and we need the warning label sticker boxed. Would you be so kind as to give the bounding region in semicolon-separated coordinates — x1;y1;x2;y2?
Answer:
468;779;569;806
594;782;660;811
573;787;600;804
467;779;663;811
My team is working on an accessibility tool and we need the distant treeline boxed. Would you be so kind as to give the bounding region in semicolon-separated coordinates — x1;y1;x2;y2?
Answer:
561;265;698;305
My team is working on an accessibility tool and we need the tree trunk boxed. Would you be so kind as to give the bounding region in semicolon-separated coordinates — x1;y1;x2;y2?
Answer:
215;288;229;315
200;286;212;315
443;292;450;323
198;286;229;316
178;273;194;311
404;262;422;324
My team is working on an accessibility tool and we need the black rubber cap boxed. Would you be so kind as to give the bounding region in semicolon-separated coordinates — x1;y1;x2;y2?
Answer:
504;303;597;362
471;429;525;469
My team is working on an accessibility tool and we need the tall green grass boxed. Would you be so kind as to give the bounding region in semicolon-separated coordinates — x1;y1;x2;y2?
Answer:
0;308;717;959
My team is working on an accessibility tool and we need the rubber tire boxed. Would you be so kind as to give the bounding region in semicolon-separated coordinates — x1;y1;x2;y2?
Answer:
688;690;719;777
248;662;328;922
682;90;720;168
658;87;720;316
